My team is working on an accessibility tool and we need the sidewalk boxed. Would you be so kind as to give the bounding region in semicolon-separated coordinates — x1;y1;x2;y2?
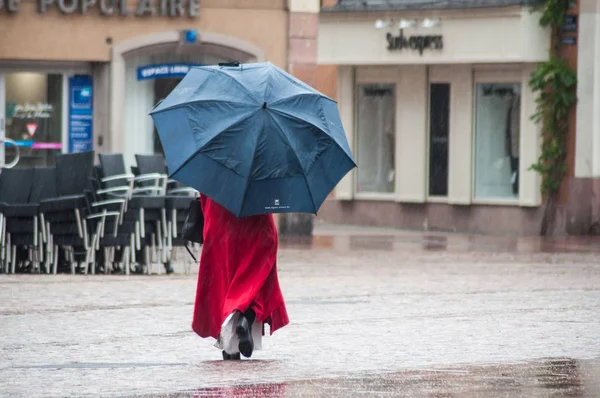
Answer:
1;223;599;397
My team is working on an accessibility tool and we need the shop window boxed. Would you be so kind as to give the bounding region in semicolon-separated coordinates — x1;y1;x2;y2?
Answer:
474;83;521;200
355;83;395;194
5;72;63;167
428;83;450;197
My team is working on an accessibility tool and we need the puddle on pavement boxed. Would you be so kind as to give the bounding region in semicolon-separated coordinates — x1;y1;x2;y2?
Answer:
135;358;600;397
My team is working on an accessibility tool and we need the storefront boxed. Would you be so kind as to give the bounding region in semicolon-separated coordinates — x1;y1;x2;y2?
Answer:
0;0;288;168
0;62;92;167
317;0;551;235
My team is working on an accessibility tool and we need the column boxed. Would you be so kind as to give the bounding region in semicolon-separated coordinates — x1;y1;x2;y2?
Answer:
279;0;320;235
567;0;600;234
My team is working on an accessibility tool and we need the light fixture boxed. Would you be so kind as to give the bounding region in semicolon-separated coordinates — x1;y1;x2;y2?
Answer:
183;29;198;44
374;19;392;29
422;18;441;28
398;19;416;29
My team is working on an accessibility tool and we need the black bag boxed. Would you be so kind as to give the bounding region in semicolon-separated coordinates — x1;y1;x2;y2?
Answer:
182;197;204;261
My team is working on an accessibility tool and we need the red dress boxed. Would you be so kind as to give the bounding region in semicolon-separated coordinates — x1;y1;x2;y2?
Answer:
191;195;289;340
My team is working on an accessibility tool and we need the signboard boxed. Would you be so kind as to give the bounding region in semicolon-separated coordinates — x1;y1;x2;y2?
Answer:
1;0;200;17
561;36;577;45
386;30;443;55
562;15;578;32
137;63;202;81
68;75;93;153
13;140;62;149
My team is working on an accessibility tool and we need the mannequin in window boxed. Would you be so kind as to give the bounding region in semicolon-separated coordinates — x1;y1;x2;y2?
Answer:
505;91;520;195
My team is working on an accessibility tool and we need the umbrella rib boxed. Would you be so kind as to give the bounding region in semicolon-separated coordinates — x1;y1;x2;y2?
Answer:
211;68;262;105
269;107;331;137
272;67;328;99
266;113;318;214
237;125;262;217
269;92;337;107
150;99;256;115
168;109;261;179
269;108;354;162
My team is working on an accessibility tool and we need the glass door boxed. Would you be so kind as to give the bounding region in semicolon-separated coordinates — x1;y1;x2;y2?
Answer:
3;72;63;168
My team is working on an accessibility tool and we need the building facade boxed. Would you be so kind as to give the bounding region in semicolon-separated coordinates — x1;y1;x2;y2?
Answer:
0;0;303;169
568;0;600;235
315;0;574;235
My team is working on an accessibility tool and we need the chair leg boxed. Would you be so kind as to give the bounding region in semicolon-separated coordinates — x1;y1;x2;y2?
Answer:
11;244;16;274
171;209;177;238
124;246;131;276
139;209;145;238
123;245;128;276
68;248;76;274
90;243;96;275
135;222;141;251
130;233;136;267
104;248;111;275
151;233;157;264
145;246;151;275
53;246;59;275
28;248;34;273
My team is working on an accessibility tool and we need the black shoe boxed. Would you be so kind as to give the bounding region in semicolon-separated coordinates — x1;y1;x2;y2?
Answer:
222;350;241;360
236;314;254;358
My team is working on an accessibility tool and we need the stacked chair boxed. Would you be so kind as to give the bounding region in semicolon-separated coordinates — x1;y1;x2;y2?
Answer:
0;151;199;275
95;153;168;275
133;154;198;273
0;168;40;273
40;151;112;274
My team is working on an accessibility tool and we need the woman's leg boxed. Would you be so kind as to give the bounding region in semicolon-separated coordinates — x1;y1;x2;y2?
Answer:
236;307;256;358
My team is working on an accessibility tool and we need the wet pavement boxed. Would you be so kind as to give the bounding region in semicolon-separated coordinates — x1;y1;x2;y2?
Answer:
1;224;600;397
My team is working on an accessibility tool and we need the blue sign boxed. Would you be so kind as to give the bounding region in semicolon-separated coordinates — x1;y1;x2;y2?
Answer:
137;63;202;81
68;75;93;153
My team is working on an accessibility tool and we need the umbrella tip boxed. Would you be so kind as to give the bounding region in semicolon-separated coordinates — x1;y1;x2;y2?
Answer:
262;102;267;109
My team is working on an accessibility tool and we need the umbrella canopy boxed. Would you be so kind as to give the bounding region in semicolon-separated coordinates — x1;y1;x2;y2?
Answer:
149;62;356;218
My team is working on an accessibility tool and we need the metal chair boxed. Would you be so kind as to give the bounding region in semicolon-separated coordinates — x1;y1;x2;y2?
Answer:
39;151;96;274
0;168;35;273
98;153;168;275
134;154;199;273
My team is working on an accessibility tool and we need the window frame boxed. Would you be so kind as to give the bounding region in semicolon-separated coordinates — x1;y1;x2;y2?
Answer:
353;67;400;200
471;69;522;205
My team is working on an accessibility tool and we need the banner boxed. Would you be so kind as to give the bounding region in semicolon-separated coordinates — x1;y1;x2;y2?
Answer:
68;75;93;153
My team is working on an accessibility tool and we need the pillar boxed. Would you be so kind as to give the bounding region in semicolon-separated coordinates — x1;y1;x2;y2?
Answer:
564;0;600;234
279;0;321;236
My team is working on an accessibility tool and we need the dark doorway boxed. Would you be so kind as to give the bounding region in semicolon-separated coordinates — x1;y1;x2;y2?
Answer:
153;78;182;155
428;83;450;197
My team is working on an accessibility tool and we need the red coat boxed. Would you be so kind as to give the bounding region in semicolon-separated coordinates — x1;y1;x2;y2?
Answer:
192;195;289;339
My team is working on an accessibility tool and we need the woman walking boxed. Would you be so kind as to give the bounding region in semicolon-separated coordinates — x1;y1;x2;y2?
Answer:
191;195;289;360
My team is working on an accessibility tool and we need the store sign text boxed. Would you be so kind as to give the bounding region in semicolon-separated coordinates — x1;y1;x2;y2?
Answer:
386;30;443;55
0;0;200;17
13;103;53;119
137;63;202;80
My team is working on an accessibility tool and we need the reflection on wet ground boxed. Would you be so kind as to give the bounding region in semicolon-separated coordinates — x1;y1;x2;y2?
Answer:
2;223;599;397
137;358;600;398
279;224;600;254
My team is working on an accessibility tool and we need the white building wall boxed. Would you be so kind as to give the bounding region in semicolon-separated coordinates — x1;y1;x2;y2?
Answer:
319;9;550;65
576;0;600;178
